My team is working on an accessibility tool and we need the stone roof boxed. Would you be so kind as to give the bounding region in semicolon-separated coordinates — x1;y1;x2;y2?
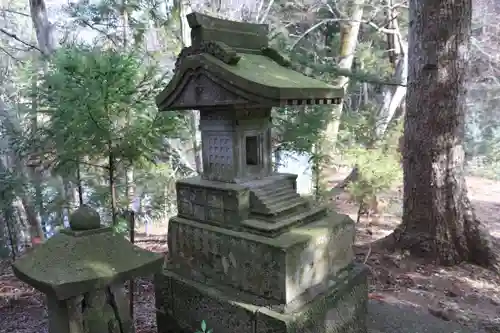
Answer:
156;12;343;111
12;207;164;300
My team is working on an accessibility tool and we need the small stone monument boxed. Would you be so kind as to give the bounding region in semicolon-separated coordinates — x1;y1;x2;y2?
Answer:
154;12;368;333
12;205;164;333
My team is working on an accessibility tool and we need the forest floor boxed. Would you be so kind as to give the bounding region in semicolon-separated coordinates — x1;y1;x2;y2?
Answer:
332;173;500;332
0;174;499;333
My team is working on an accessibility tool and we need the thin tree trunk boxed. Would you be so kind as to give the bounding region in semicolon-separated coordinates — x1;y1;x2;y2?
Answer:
5;206;17;260
28;0;55;238
75;166;83;206
0;97;44;245
177;0;203;174
337;2;407;190
317;0;365;194
394;0;498;270
20;196;44;244
109;150;117;226
29;0;55;57
29;51;46;239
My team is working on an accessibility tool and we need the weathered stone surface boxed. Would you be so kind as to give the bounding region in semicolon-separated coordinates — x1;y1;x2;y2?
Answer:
69;205;101;231
12;213;164;333
167;209;355;304
82;289;118;333
176;177;250;225
155;264;368;333
12;227;164;300
46;295;84;333
12;215;164;333
156;11;344;112
248;175;302;215
109;284;134;333
155;11;367;333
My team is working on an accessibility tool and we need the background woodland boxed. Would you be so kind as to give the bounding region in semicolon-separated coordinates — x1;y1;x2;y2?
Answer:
0;0;499;264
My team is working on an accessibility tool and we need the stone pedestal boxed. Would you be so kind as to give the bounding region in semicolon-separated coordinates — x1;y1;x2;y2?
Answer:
155;175;368;333
155;265;368;333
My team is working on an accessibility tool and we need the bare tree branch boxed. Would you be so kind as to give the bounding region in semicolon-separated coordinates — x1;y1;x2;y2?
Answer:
0;27;41;53
77;19;121;47
0;45;23;63
0;8;31;17
258;0;274;23
290;18;400;50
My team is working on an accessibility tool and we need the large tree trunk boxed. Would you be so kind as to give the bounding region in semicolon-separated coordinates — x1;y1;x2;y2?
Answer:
396;0;498;269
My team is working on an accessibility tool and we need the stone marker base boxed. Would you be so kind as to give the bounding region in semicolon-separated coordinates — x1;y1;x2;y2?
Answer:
155;264;368;333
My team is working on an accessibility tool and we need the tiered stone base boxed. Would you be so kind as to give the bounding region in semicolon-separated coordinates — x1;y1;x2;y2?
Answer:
155;264;368;333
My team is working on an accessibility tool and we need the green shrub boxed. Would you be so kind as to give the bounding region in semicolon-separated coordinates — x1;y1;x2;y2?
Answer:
343;145;402;217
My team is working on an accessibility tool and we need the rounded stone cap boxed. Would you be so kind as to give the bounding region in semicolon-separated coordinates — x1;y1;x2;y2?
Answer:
69;205;101;231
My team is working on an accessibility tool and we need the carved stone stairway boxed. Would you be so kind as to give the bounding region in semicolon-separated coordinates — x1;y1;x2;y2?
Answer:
248;175;308;216
241;174;328;236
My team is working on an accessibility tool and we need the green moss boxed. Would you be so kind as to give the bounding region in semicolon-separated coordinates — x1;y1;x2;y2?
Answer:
201;41;241;65
261;47;291;67
12;229;164;300
69;205;101;230
190;53;344;102
156;12;344;109
212;53;333;90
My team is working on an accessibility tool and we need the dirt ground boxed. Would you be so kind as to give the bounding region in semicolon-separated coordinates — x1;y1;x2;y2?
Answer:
334;174;500;332
1;174;500;333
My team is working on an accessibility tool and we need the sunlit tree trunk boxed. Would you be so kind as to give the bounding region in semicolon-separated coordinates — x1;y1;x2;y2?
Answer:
397;0;498;269
28;0;56;239
317;0;364;194
29;0;55;57
375;0;407;138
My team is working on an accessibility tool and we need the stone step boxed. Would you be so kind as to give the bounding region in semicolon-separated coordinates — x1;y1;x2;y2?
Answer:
259;189;299;205
252;180;291;195
243;205;328;236
264;195;308;216
254;186;292;199
275;204;326;225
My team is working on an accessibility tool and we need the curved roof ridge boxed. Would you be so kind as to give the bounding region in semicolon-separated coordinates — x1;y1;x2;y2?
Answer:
156;12;343;111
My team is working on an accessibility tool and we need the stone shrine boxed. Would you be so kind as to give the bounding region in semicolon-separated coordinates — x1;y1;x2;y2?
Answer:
154;12;368;333
12;205;164;333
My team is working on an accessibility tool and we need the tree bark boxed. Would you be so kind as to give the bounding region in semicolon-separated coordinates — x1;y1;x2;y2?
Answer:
29;0;55;57
28;0;55;239
396;0;498;269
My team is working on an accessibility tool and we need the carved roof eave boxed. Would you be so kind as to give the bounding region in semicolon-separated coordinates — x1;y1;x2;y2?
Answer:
156;54;343;111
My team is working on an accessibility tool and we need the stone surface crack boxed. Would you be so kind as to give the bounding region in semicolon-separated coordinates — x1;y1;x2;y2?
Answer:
106;286;125;333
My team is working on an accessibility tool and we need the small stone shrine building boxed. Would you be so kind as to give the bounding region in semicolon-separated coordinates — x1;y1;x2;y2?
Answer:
155;12;368;333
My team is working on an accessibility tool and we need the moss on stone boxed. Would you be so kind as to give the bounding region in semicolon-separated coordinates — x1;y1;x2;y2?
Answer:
261;47;291;68
69;205;101;231
156;12;344;110
201;41;241;65
12;228;164;300
212;53;331;90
